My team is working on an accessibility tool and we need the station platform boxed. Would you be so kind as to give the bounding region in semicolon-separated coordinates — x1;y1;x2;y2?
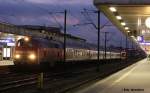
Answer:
73;59;150;93
0;60;14;66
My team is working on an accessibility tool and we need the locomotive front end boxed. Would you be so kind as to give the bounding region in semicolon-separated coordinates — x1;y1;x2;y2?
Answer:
14;50;37;64
14;37;38;66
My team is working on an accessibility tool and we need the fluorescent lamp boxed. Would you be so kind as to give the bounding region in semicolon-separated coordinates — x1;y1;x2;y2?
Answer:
116;16;122;20
125;27;129;30
109;7;117;12
127;30;130;33
121;22;126;26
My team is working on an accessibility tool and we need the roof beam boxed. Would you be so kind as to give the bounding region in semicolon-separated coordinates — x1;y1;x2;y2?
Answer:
94;0;150;5
0;22;46;37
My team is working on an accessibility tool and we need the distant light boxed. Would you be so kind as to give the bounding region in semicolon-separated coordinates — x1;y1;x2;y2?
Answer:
140;42;150;45
121;22;126;26
0;40;10;43
141;30;145;34
109;7;117;12
145;17;150;28
138;17;141;26
125;27;129;30
131;35;134;37
127;30;130;33
116;16;122;20
8;34;13;36
41;30;45;33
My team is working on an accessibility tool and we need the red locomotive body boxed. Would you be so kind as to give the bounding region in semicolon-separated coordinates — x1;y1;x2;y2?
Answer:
14;37;63;66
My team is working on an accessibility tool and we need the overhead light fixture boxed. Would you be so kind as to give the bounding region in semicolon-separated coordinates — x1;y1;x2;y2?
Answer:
145;17;150;28
121;22;126;26
109;7;117;12
127;30;130;33
116;16;122;20
138;17;141;26
125;27;129;30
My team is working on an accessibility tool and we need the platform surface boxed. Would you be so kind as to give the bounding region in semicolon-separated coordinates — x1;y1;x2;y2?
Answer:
0;60;14;66
74;59;150;93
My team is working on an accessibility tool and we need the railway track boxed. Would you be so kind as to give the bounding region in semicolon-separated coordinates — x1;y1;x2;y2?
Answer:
0;59;141;93
0;66;96;93
0;78;37;92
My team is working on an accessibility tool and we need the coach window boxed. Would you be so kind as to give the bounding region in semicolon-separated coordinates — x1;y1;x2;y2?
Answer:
54;44;59;48
48;42;53;48
69;49;72;53
75;50;78;56
77;50;80;56
74;50;76;56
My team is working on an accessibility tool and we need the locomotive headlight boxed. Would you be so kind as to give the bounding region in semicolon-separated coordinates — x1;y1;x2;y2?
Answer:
15;54;20;59
28;54;36;60
24;37;29;42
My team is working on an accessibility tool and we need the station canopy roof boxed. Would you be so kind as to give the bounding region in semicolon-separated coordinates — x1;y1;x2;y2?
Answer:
94;0;150;43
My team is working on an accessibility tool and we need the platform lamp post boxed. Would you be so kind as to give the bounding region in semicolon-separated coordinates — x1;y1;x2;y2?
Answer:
49;10;67;62
81;9;101;62
97;11;100;62
37;10;67;90
131;33;134;50
100;32;110;60
37;73;43;90
96;10;101;72
109;46;111;59
104;32;109;59
73;10;101;71
120;37;122;60
125;33;128;51
73;9;112;71
64;10;67;62
125;31;130;61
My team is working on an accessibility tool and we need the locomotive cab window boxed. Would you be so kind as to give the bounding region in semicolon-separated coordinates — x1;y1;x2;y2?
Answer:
17;39;24;47
17;39;33;47
54;44;59;48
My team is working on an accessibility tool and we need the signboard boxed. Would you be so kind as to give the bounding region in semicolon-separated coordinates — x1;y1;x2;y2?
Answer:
7;43;15;46
137;36;144;42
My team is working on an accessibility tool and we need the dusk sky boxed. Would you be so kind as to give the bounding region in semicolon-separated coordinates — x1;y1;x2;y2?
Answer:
0;0;129;47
